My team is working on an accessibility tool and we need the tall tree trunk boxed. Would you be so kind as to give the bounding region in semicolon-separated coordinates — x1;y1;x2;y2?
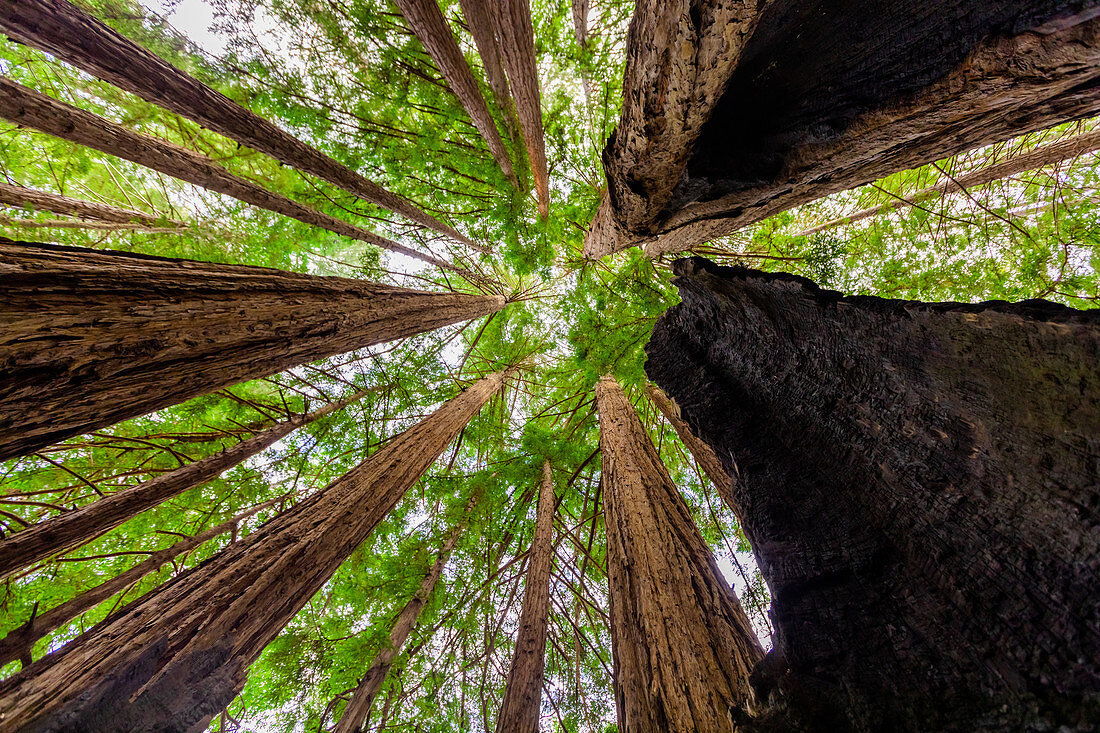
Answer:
0;0;483;252
0;387;373;580
588;1;1100;258
495;460;555;733
0;371;507;733
0;215;184;233
0;238;504;462
458;0;520;143
645;384;737;519
489;0;549;217
335;493;480;733
0;181;183;227
0;494;286;669
394;0;518;188
645;257;1100;730
0;78;459;271
795;126;1100;237
595;376;763;732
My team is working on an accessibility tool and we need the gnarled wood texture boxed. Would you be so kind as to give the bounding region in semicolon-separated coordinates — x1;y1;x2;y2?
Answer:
596;376;763;732
0;0;482;251
645;257;1100;730
0;238;504;462
0;181;183;227
0;372;507;733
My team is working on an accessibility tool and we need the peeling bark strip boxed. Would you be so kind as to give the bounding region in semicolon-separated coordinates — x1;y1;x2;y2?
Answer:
645;384;736;519
335;494;480;733
0;0;482;251
0;238;505;462
645;258;1100;730
0;372;506;733
495;460;555;733
490;0;549;217
0;181;183;227
0;387;373;580
0;494;285;669
395;0;517;188
591;1;1100;258
0;79;457;270
595;377;762;732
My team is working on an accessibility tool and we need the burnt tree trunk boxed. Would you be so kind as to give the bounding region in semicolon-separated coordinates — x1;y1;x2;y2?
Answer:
394;0;518;188
0;387;373;579
595;376;763;732
495;460;555;733
0;238;504;462
0;0;482;251
645;257;1100;731
0;79;458;270
588;1;1100;258
0;181;184;227
334;494;480;733
0;371;507;733
0;494;286;669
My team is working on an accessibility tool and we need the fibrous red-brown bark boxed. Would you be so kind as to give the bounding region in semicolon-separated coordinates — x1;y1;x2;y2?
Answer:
588;1;1100;259
0;387;373;580
596;376;763;732
0;494;286;669
0;181;183;227
458;0;520;141
495;460;555;733
0;78;458;270
0;0;482;251
645;257;1100;730
0;371;506;733
0;238;504;462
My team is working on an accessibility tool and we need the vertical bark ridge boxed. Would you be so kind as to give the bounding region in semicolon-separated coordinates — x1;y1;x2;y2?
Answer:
495;459;555;733
596;376;763;732
394;0;518;188
0;238;505;461
458;0;521;143
0;181;184;227
0;0;484;251
0;78;461;271
0;371;507;733
0;387;374;580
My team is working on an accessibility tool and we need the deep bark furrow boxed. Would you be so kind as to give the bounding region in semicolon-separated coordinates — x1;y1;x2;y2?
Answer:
0;372;506;732
0;238;504;461
0;0;481;250
0;181;182;227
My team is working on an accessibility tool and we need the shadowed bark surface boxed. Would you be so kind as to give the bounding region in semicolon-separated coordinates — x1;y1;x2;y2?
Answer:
0;372;507;733
645;257;1100;731
0;238;504;462
459;0;520;143
0;182;183;227
596;376;763;732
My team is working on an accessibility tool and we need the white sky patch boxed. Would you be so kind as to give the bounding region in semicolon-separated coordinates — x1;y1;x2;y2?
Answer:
143;0;229;56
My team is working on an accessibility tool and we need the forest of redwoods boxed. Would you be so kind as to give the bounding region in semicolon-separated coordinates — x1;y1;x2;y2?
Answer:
0;0;1098;731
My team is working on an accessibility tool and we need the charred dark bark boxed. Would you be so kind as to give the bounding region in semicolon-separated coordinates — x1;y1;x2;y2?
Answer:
0;238;504;462
645;257;1100;731
0;372;507;733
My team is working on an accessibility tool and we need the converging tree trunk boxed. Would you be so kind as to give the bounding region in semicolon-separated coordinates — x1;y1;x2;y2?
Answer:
645;257;1100;730
595;376;763;732
496;460;555;733
0;0;482;251
458;0;520;142
335;494;481;733
0;181;184;227
394;0;518;188
0;238;505;462
0;371;507;733
0;79;457;270
0;387;373;580
587;1;1100;258
0;494;286;669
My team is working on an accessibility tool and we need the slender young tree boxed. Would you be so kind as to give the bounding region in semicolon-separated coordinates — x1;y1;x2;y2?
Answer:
0;238;505;462
0;0;483;251
596;376;763;732
496;460;555;733
334;493;481;733
0;181;184;227
0;386;374;580
0;371;508;732
0;493;287;668
0;78;457;270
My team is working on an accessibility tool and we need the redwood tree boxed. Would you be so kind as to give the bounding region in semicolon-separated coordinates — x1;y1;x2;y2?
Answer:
0;238;504;461
0;181;184;227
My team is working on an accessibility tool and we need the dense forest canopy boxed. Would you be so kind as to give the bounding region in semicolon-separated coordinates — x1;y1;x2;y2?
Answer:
0;0;1098;730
